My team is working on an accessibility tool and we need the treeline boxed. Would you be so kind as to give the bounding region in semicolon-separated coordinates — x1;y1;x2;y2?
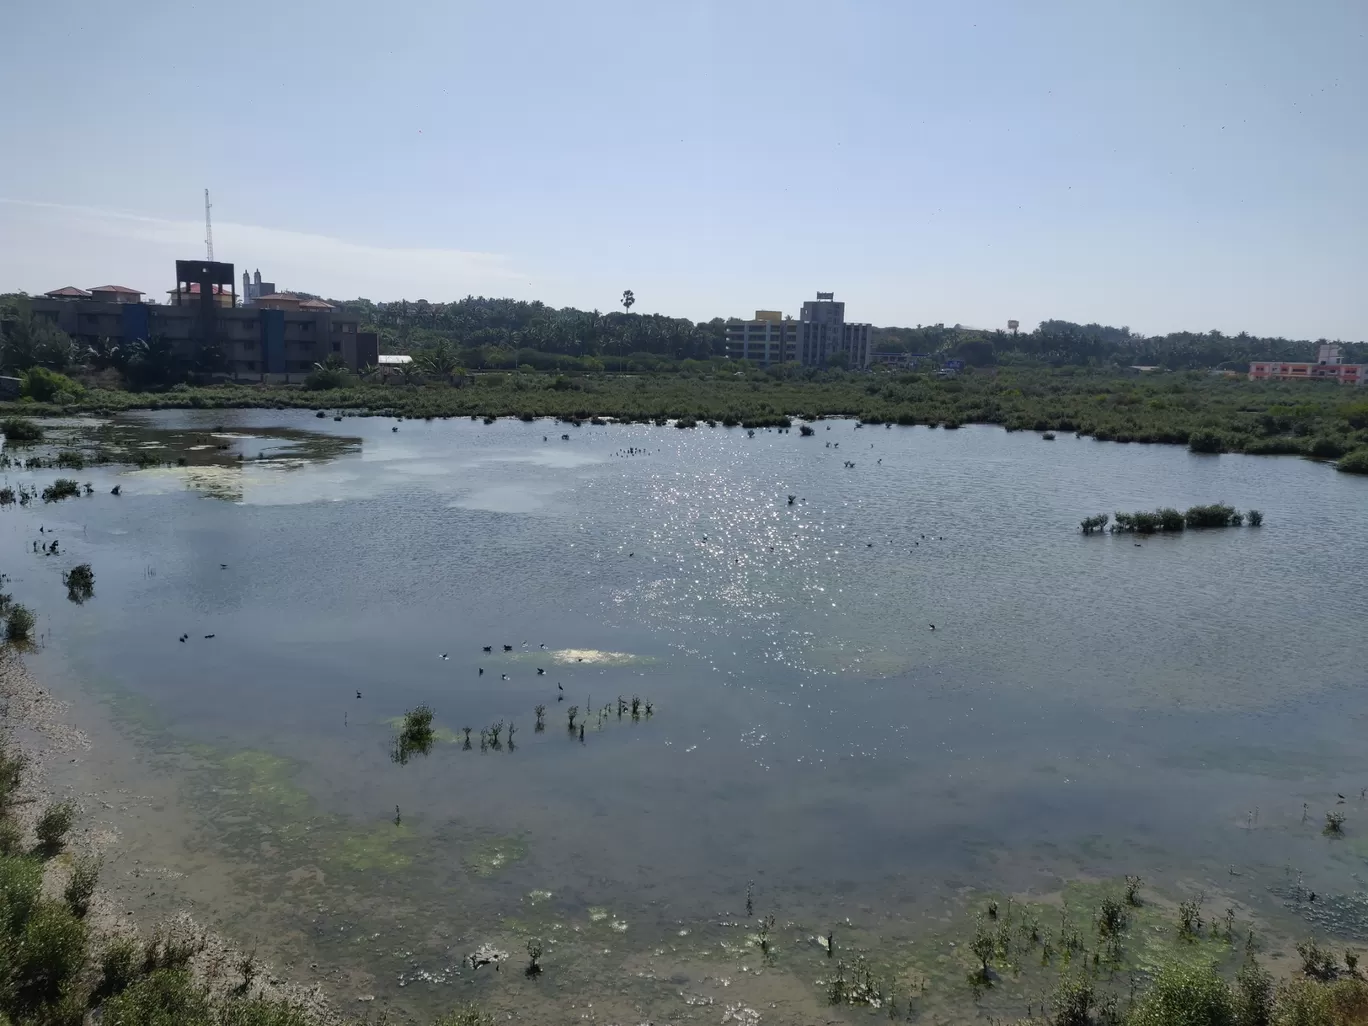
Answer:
4;289;1365;373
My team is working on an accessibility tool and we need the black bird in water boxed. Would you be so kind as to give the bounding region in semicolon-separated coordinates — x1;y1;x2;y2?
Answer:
503;644;513;652
478;667;484;676
536;668;545;675
928;624;936;631
220;564;229;569
558;683;564;691
501;673;509;681
179;635;187;643
203;634;215;639
483;645;492;653
356;691;363;699
441;653;449;660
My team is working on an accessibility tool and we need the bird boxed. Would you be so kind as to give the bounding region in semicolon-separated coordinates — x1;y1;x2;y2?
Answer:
441;653;449;660
539;643;545;649
478;667;484;676
866;542;873;548
503;645;513;652
1338;793;1347;803
179;636;186;643
536;668;545;675
203;634;215;639
928;624;936;631
392;426;398;432
1309;891;1317;902
220;564;229;569
628;552;634;557
557;683;563;691
501;673;509;681
482;646;492;653
356;691;362;699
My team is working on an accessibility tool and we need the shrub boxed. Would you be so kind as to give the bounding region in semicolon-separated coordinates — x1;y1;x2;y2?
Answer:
63;855;99;917
5;604;35;643
100;968;212;1024
1308;435;1349;460
1337;449;1368;475
1247;509;1263;527
62;564;95;602
1080;513;1109;534
0;749;25;815
302;367;352;391
20;366;84;404
1185;503;1241;528
1188;430;1225;454
1127;961;1234;1026
93;936;143;1002
8;898;89;1013
0;817;22;856
41;478;80;503
35;800;74;853
0;417;43;442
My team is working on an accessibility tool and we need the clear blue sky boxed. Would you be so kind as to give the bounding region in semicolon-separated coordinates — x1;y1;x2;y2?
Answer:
2;0;1364;338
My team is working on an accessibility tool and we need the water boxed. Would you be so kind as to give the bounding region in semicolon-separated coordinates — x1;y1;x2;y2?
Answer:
7;411;1368;1020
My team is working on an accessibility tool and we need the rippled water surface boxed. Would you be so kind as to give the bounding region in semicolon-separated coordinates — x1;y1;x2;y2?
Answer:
8;411;1367;1019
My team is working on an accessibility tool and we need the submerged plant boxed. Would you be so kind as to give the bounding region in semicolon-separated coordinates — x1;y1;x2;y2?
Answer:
1124;874;1143;906
1178;895;1204;940
534;704;546;732
567;706;579;730
1098;894;1127;937
36;799;75;853
1080;513;1110;534
8;601;40;642
41;478;81;503
63;563;95;603
1325;810;1346;836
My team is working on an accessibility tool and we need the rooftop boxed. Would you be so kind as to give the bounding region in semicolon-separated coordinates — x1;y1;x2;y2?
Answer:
44;286;92;298
89;285;142;294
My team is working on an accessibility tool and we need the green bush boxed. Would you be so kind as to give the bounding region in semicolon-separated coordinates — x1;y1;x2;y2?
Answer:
41;478;80;503
35;801;74;853
1185;503;1241;528
1126;961;1233;1026
20;367;83;404
95;937;143;1002
0;418;42;442
302;367;353;391
1337;449;1368;475
1188;430;1225;453
63;856;99;918
4;605;35;644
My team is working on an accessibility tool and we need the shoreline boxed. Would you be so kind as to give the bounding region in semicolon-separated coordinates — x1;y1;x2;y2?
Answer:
0;646;351;1024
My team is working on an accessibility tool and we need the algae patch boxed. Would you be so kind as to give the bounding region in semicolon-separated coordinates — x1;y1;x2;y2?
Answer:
464;836;528;877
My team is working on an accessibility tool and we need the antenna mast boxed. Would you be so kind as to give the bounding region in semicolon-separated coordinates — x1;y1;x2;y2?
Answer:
204;189;214;261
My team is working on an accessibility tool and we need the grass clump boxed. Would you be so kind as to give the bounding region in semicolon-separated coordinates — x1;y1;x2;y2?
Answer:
0;417;43;442
63;855;99;917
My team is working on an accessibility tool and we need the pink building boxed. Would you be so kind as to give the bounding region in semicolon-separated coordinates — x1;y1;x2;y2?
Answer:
1249;344;1365;386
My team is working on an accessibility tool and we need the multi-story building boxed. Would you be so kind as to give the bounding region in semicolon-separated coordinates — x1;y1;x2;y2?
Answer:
724;293;872;368
31;260;377;382
724;311;798;366
1248;344;1365;386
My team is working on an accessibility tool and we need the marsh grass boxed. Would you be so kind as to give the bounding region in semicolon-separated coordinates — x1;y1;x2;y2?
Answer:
1325;810;1347;836
8;601;39;643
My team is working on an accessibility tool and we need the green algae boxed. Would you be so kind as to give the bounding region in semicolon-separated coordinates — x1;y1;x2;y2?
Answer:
335;823;415;871
464;836;528;878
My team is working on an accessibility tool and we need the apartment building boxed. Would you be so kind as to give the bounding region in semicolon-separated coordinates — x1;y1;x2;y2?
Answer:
31;260;377;381
724;293;872;369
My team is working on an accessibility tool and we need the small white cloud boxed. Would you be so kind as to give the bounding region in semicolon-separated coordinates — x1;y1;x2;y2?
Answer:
0;198;527;301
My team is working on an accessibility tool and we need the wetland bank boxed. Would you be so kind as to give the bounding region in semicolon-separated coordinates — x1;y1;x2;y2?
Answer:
2;410;1367;1024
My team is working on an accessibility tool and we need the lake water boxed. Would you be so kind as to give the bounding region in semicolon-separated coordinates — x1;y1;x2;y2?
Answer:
6;411;1368;1023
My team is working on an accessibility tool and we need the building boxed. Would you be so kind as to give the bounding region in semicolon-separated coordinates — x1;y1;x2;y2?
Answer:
724;312;798;366
168;282;235;308
1248;344;1365;386
241;269;278;307
870;351;928;369
31;260;377;382
724;292;872;368
88;285;144;304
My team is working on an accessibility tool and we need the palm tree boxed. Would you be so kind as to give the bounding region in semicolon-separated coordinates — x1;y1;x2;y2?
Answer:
621;289;635;315
125;335;179;388
86;336;125;371
396;362;420;386
417;340;460;384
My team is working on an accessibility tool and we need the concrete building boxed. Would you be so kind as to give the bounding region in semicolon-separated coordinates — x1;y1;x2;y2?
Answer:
724;312;798;366
724;292;872;368
31;260;377;382
1248;344;1365;386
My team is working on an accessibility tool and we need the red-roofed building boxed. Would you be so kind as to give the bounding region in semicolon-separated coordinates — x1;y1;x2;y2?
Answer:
88;285;144;304
1249;344;1366;387
43;286;92;300
297;298;334;311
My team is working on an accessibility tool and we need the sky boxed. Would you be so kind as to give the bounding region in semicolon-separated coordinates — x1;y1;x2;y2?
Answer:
1;0;1365;339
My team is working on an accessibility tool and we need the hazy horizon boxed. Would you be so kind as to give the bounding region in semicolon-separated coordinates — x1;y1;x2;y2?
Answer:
2;1;1364;340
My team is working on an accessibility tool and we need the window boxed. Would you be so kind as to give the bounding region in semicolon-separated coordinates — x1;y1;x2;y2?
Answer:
332;342;341;352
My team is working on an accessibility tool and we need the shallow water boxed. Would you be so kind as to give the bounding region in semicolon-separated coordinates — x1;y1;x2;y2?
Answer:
6;411;1368;1020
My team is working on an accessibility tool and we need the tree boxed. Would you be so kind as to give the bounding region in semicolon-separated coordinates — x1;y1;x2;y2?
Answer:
124;335;180;389
621;290;635;315
0;315;75;373
417;340;461;384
